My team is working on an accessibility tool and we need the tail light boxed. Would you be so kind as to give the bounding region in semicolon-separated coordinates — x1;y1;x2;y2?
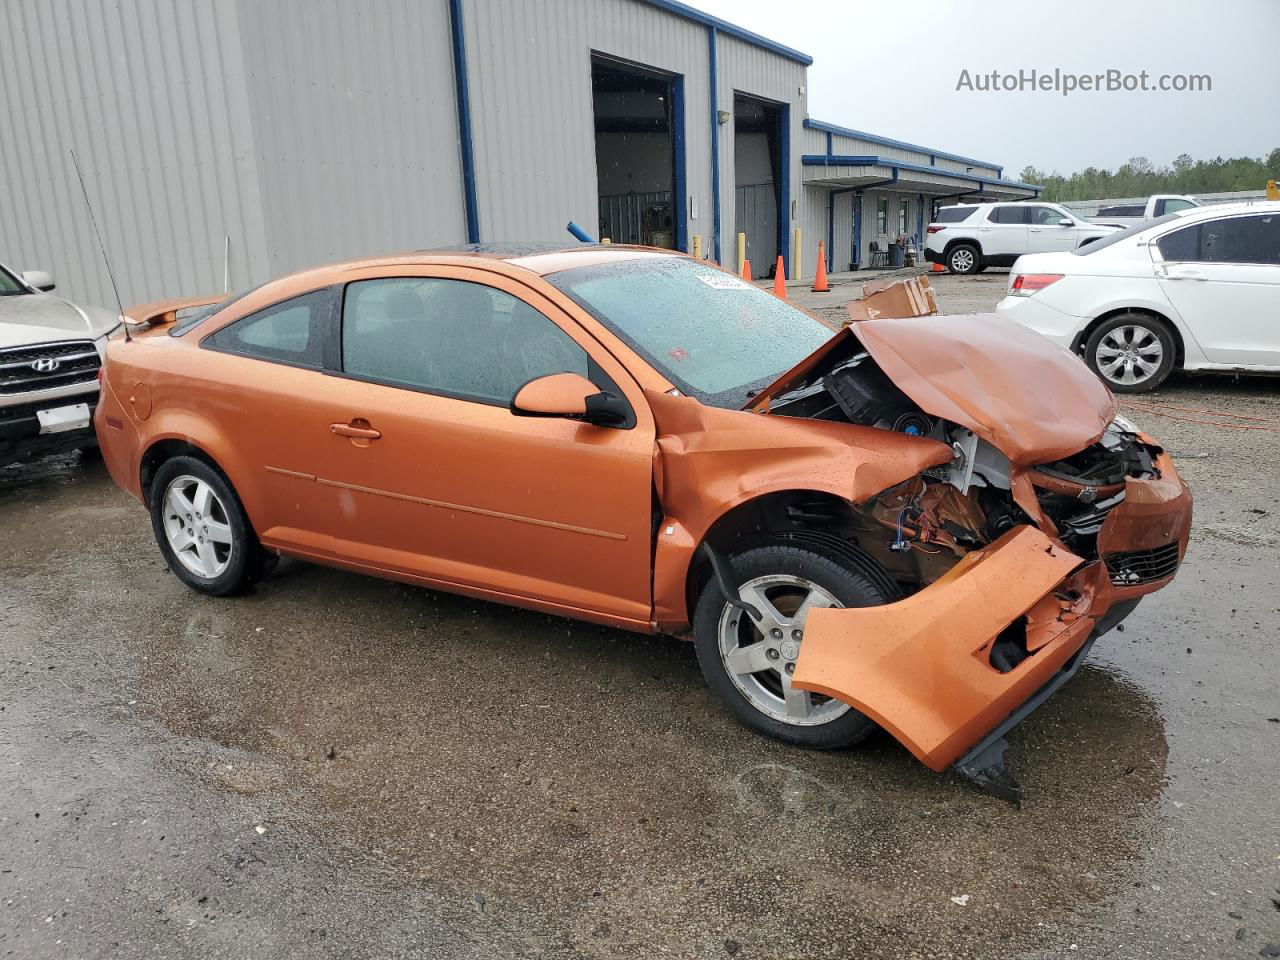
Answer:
1010;273;1064;296
926;225;945;234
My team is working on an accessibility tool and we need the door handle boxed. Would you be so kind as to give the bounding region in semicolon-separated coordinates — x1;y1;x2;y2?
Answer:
1166;269;1206;281
1029;228;1043;233
330;420;382;440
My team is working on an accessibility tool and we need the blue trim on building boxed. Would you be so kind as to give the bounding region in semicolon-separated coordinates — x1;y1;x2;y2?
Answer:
672;74;687;252
448;0;480;243
916;193;924;245
804;118;1002;176
640;0;812;64
707;27;721;263
779;102;790;276
802;154;1041;192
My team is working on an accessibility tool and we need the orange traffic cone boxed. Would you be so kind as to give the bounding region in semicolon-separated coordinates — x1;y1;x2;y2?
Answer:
772;256;787;299
812;243;830;292
741;258;752;281
930;260;945;273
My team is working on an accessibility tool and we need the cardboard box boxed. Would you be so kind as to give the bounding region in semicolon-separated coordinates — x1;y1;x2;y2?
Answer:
845;275;937;324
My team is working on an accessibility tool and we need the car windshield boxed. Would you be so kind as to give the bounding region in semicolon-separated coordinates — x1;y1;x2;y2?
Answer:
1073;211;1185;255
546;256;833;406
0;265;28;296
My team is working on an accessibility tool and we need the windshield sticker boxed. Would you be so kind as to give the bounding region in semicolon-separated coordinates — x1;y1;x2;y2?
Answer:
697;273;754;291
668;347;689;362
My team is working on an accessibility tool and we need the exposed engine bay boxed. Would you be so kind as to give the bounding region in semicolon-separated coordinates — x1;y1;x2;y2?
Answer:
762;334;1165;587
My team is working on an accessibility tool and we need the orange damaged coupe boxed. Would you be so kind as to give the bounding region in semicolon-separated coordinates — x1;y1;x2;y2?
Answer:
97;245;1191;799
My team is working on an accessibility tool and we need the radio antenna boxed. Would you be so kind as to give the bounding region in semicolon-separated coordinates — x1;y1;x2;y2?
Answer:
70;150;130;342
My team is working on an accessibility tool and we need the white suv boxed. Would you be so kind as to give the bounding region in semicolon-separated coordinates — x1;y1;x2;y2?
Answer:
925;202;1120;274
0;261;122;468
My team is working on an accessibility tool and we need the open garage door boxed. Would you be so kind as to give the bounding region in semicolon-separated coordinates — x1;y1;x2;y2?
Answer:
734;95;783;279
592;57;682;250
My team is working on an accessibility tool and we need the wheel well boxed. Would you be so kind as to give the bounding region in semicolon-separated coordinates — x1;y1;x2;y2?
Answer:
683;490;886;623
943;237;981;258
139;439;221;506
1072;307;1185;368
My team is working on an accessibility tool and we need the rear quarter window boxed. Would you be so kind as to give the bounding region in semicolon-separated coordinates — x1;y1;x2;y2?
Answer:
933;207;976;224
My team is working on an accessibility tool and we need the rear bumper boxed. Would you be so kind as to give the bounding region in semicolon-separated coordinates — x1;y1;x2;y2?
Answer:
792;452;1190;773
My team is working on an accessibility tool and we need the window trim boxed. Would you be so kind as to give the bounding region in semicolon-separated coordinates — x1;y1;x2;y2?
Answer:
199;286;340;371
333;274;638;428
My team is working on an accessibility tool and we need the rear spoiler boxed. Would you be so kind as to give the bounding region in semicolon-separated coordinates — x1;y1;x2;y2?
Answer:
123;294;225;328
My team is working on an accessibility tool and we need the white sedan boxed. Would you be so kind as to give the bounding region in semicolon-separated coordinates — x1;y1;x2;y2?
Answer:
995;201;1280;392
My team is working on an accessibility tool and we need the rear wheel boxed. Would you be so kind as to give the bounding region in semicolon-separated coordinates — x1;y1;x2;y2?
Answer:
693;543;889;749
947;243;980;274
1085;313;1176;393
149;455;273;596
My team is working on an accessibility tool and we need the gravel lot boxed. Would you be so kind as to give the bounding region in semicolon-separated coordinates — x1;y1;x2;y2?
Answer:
2;276;1277;959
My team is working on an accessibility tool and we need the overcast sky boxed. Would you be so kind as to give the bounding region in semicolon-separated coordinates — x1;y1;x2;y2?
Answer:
692;0;1280;177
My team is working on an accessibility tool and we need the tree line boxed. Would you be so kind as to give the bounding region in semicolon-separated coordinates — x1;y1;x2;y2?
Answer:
1019;149;1280;201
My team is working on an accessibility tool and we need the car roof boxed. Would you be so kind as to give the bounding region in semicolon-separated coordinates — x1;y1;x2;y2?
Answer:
1163;200;1280;221
199;244;685;323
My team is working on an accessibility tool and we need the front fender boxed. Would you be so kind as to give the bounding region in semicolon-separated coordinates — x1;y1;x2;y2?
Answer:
645;390;952;630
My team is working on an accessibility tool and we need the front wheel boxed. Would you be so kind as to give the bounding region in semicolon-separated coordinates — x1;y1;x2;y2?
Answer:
1084;313;1176;392
947;243;980;274
693;543;890;749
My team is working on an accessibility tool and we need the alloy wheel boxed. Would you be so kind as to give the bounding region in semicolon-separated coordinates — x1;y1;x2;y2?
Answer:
1095;324;1164;387
161;475;234;579
949;248;975;272
716;574;850;726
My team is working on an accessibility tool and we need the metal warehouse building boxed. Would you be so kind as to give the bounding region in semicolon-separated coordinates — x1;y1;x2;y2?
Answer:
0;0;1040;305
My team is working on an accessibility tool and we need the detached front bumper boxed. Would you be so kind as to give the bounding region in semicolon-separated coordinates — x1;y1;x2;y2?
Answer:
792;448;1190;785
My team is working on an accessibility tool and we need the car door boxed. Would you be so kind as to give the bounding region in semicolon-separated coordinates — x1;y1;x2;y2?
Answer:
316;266;657;627
1154;212;1280;365
196;287;344;558
978;205;1028;257
1026;205;1079;252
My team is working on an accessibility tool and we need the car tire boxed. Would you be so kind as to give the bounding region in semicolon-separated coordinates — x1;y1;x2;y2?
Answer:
947;243;980;275
1084;312;1176;393
149;455;273;596
692;542;890;749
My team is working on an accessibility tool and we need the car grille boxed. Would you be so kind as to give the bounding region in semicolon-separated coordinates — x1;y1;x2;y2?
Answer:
0;340;101;395
1104;541;1181;586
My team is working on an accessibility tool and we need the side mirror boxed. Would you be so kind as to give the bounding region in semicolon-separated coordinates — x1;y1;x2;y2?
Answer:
510;372;630;427
1057;218;1073;227
21;269;55;291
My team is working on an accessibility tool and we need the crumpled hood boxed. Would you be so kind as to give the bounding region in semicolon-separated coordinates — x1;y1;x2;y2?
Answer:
747;314;1117;466
0;292;119;348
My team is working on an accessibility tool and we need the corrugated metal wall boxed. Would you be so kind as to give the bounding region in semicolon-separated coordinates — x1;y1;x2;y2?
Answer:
0;0;268;307
461;0;713;249
235;0;466;278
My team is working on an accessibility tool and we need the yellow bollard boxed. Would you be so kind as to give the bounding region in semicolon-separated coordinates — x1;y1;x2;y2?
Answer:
692;234;703;259
1268;180;1279;201
601;237;611;244
737;232;747;276
792;228;802;281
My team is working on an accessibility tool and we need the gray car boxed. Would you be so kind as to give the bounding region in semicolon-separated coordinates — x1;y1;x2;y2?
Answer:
0;261;122;468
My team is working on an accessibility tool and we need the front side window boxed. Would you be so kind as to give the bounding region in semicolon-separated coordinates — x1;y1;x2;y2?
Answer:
341;277;590;404
1028;206;1065;225
876;198;888;235
546;256;832;406
1157;214;1280;265
203;289;330;368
